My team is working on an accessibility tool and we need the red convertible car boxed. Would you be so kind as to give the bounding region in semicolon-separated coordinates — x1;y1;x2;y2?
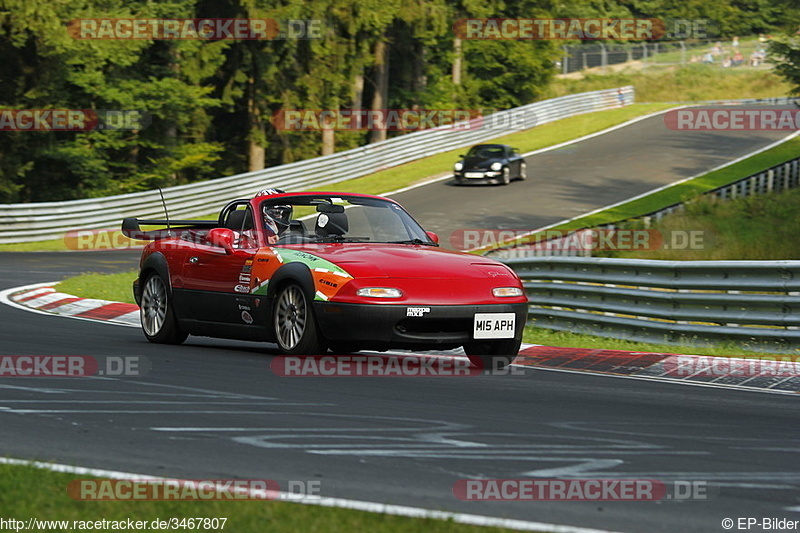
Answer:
122;191;527;368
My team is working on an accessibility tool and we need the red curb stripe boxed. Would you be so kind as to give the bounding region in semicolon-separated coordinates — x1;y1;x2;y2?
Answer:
39;297;83;310
516;345;674;375
15;289;56;303
74;302;140;320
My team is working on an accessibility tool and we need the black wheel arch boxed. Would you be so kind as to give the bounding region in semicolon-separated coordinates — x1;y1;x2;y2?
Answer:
267;262;316;301
138;252;172;300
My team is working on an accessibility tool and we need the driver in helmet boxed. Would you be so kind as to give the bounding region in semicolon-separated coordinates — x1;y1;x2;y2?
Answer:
255;188;293;243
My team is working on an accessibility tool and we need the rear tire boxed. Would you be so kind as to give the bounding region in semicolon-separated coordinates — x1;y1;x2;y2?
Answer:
464;339;521;370
273;283;325;355
518;162;527;180
139;273;187;344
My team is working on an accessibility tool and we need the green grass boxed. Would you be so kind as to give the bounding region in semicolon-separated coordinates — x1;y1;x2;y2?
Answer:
523;326;800;359
2;63;792;253
51;270;795;358
309;102;676;197
479;135;800;253
548;63;792;103
56;270;138;304
0;464;524;533
599;186;800;261
0;103;676;253
567;136;800;229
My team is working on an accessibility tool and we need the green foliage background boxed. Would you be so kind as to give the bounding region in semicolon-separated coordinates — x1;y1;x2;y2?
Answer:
0;0;796;203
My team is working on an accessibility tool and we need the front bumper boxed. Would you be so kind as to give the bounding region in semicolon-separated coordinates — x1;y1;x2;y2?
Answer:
454;170;503;184
314;301;528;350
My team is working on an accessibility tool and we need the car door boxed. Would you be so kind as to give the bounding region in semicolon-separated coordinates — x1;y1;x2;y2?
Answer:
179;203;259;325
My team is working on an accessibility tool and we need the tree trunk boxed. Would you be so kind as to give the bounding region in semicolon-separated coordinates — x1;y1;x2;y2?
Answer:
368;38;389;144
412;42;426;96
352;72;364;129
452;36;462;86
247;76;266;172
321;127;335;156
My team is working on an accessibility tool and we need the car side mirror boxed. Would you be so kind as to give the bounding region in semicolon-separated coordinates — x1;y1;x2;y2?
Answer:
459;154;465;158
208;228;235;253
426;231;439;244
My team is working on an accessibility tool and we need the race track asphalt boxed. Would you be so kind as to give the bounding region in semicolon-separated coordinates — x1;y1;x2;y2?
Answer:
1;110;799;532
391;107;792;245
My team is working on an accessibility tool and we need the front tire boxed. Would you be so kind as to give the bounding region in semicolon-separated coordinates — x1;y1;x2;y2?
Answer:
273;283;325;355
464;339;521;370
500;167;511;185
140;273;187;344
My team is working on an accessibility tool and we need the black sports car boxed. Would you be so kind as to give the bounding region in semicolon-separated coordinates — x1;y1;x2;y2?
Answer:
453;144;526;185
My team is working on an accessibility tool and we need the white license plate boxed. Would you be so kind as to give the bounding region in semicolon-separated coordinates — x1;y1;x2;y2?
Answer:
473;313;516;339
464;172;485;178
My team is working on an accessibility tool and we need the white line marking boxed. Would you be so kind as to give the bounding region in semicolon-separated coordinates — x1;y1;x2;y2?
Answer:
381;105;683;198
480;118;800;254
0;457;618;533
522;459;625;477
521;365;799;396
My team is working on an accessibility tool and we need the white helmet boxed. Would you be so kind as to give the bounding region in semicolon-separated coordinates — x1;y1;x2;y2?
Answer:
256;188;292;235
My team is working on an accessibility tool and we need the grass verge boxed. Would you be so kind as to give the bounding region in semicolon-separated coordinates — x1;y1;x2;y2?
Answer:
479;134;800;254
548;62;792;102
0;102;676;253
522;327;798;358
52;271;796;358
56;271;138;304
0;464;523;533
599;187;800;260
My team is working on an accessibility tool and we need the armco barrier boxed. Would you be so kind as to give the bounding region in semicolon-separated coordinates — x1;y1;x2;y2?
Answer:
488;154;800;259
505;256;800;351
0;87;634;243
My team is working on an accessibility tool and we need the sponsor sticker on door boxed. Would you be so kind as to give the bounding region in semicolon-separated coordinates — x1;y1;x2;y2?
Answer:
473;313;515;339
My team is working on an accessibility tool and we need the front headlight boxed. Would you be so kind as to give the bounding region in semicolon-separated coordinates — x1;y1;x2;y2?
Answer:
454;162;464;171
492;287;524;297
356;287;403;298
490;162;503;171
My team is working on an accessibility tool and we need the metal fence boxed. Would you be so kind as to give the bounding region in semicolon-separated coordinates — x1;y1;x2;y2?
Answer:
640;156;800;225
0;87;634;244
488;105;800;260
560;39;770;74
505;256;800;351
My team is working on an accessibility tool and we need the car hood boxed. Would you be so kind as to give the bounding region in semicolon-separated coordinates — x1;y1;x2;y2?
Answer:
462;156;505;169
286;243;518;281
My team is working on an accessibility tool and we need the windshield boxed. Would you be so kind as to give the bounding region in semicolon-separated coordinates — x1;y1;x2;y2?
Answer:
257;195;435;245
466;145;505;158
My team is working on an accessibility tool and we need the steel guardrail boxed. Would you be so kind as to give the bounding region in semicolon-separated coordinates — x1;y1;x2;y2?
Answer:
504;256;800;350
0;87;634;243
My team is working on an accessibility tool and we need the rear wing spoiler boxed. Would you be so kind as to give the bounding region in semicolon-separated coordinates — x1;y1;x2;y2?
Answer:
121;217;218;240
